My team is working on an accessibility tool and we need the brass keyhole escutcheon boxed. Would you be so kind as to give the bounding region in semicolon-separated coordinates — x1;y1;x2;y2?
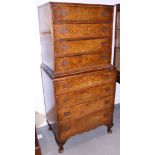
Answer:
59;27;68;34
64;112;70;116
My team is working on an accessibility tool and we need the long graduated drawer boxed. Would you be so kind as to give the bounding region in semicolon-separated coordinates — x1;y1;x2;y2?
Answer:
54;68;116;95
52;3;113;23
57;95;115;122
58;107;114;141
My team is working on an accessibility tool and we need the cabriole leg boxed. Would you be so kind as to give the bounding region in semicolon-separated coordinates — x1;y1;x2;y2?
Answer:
58;143;64;153
107;123;113;134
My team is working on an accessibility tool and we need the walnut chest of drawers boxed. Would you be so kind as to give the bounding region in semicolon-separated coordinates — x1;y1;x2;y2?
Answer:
38;2;116;153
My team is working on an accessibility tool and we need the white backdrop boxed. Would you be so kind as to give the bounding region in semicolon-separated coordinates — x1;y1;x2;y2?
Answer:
36;0;120;6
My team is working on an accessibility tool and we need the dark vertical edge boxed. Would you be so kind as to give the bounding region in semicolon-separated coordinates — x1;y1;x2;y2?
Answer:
113;4;120;83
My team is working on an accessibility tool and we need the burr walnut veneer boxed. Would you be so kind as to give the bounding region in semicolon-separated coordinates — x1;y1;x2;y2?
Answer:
39;2;116;153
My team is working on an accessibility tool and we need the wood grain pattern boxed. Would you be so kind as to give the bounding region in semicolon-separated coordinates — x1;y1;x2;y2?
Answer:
54;69;116;95
54;23;113;40
57;96;114;122
58;107;114;141
40;36;112;74
55;52;111;73
53;4;113;23
56;83;115;108
38;2;116;152
54;38;112;57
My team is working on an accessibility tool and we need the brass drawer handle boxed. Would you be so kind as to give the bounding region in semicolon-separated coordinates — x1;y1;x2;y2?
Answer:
62;60;69;66
63;96;70;103
59;27;68;34
59;10;68;16
64;112;70;116
63;126;71;132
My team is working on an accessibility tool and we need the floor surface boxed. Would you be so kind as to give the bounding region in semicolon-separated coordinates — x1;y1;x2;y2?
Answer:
37;104;120;155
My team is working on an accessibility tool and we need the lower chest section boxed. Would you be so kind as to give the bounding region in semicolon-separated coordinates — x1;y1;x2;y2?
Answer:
53;69;116;141
58;107;114;141
41;65;116;142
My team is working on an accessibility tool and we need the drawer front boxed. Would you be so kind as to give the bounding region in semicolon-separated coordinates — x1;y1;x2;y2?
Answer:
57;96;114;122
58;107;114;141
54;38;112;57
54;69;116;95
56;83;115;108
55;52;111;73
54;24;112;40
53;4;113;23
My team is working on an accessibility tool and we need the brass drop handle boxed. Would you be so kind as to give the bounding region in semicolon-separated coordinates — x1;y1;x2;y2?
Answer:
59;27;68;34
63;96;70;103
62;60;69;66
63;126;71;132
59;10;68;16
64;112;70;116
